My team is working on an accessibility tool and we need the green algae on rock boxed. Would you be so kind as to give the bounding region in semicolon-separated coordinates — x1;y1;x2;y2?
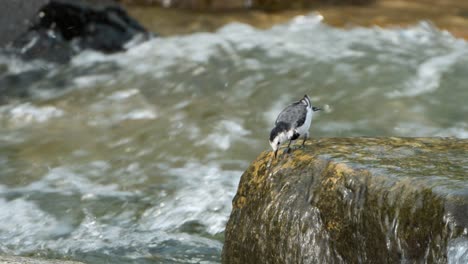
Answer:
222;137;468;264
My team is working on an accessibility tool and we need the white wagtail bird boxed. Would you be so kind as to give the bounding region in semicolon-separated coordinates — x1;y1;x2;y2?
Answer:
269;94;321;158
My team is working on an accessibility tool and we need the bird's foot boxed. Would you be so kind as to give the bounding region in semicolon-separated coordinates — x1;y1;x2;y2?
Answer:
279;148;291;158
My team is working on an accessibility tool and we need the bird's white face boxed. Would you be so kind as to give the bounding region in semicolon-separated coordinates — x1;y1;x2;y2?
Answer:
269;131;289;152
270;137;280;152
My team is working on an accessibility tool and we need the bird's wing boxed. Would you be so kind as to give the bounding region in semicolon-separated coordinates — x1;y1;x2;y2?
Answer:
275;102;307;129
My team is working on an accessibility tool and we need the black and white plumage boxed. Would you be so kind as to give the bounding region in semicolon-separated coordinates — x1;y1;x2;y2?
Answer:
269;94;321;158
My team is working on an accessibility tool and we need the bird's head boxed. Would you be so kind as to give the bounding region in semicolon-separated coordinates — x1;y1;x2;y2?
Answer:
269;123;290;158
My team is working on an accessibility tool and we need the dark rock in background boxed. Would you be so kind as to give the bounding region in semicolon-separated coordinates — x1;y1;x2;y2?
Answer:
0;0;150;62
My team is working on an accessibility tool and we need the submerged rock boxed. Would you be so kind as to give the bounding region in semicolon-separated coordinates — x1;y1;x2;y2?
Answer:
223;137;468;263
0;0;149;62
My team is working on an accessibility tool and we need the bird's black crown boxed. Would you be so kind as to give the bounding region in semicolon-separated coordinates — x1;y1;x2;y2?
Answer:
269;122;290;141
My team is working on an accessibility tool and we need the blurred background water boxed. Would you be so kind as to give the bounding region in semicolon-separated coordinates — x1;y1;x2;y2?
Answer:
0;7;468;264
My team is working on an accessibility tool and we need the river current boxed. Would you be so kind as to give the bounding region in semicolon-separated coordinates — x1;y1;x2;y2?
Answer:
0;14;467;263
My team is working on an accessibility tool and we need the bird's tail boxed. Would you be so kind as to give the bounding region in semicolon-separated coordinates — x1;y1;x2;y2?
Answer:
300;94;311;107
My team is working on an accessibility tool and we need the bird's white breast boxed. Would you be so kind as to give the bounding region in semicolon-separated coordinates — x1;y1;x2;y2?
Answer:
296;107;312;136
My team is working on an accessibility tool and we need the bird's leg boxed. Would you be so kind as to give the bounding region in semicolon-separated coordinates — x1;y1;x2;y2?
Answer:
286;139;293;154
301;133;309;148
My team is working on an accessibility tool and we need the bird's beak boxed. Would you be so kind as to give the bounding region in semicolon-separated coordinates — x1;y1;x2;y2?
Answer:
274;149;278;159
312;107;322;112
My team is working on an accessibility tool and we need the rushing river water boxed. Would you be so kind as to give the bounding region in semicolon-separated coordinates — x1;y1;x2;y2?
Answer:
0;14;467;263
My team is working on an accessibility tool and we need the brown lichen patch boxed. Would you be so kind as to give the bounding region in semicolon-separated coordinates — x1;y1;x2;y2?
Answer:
233;196;247;209
279;149;315;168
232;151;271;209
248;151;270;183
315;162;356;237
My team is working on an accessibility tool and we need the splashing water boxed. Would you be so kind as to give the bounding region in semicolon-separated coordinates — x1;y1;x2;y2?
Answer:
0;14;467;263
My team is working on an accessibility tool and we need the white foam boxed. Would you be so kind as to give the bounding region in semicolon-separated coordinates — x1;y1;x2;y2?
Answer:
448;237;468;264
435;123;468;139
0;54;54;74
73;74;115;88
0;103;64;127
84;89;158;125
198;120;251;150
387;48;467;98
0;198;59;247
140;162;240;235
24;166;135;198
121;109;157;120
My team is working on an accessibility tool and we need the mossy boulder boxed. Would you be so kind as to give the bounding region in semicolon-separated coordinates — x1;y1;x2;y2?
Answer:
222;137;468;264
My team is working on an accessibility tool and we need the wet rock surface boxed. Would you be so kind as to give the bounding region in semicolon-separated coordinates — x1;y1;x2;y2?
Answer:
223;137;468;264
0;0;149;62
